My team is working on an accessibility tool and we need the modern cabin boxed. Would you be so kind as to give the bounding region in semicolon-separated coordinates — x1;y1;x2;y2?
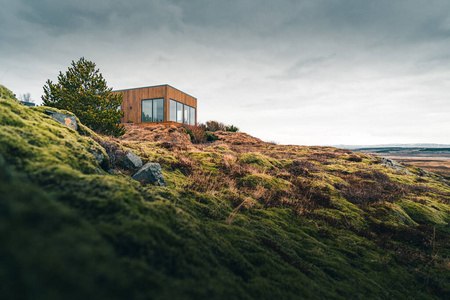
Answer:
113;85;197;126
20;101;35;107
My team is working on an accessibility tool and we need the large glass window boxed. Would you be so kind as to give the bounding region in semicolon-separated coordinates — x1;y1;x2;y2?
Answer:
170;99;195;125
142;100;153;122
189;107;196;125
141;98;164;122
184;105;189;124
153;98;164;122
176;102;183;123
170;100;177;122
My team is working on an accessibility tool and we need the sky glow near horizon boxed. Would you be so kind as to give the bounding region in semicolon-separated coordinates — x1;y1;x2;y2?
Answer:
1;0;450;146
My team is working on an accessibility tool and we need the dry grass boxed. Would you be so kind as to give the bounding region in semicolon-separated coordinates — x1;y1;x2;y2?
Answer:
115;125;450;217
394;158;450;179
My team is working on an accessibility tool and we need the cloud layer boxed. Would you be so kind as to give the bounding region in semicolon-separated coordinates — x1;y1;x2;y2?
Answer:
1;0;450;145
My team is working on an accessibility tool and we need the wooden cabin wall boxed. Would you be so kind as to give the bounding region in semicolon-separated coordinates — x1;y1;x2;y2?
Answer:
114;85;197;124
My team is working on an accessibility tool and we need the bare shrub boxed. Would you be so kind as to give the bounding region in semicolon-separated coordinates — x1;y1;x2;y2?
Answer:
339;174;406;205
168;155;198;176
291;178;333;210
183;124;207;144
347;154;363;162
308;152;339;165
205;120;226;132
287;160;318;177
354;170;391;182
184;171;228;194
218;158;249;179
159;141;188;151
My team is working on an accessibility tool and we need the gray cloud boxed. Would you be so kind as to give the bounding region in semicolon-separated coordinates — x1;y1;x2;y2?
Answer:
1;0;449;145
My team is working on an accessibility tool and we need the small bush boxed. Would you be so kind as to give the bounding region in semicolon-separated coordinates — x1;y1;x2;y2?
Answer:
226;125;239;132
205;121;226;132
183;124;218;144
205;132;218;142
184;125;207;144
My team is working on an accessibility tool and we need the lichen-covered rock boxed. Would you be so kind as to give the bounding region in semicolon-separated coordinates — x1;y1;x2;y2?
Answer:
381;157;413;175
132;163;166;186
45;110;78;130
116;150;143;171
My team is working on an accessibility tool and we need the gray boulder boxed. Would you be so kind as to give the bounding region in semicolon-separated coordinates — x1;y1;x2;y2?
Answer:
132;163;166;186
117;150;143;171
381;157;412;175
45;110;77;130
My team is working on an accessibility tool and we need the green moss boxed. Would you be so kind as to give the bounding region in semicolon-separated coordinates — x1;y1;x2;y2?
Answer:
162;169;189;187
0;89;449;299
239;174;290;190
205;144;233;153
188;151;223;173
238;152;281;170
0;85;18;101
398;200;448;225
0;99;106;176
325;163;361;174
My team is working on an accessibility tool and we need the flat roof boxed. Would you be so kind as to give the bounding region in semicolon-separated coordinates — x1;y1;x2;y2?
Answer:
112;84;197;100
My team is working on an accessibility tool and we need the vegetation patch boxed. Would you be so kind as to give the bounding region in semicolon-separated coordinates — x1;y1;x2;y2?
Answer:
0;88;449;300
237;152;281;170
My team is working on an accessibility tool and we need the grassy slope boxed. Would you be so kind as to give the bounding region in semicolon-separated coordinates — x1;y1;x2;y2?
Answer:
0;89;449;299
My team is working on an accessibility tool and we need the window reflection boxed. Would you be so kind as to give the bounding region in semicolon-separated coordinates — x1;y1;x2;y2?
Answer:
189;107;195;125
169;99;196;125
153;98;163;122
176;102;183;123
170;100;176;122
184;105;189;124
141;98;164;122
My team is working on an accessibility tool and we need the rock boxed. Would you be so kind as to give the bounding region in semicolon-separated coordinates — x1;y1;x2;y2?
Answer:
381;158;413;175
45;110;77;130
87;147;110;170
132;163;166;186
418;168;430;176
88;148;104;164
116;150;143;171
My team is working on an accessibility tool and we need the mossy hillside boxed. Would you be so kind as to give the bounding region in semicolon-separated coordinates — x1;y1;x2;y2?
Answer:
0;158;130;300
0;98;107;176
0;90;449;299
0;85;18;101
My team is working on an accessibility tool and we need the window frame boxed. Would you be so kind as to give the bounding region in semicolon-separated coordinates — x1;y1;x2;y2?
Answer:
141;98;164;123
169;99;196;125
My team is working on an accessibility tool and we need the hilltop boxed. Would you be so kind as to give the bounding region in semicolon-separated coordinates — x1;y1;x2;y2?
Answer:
0;87;449;299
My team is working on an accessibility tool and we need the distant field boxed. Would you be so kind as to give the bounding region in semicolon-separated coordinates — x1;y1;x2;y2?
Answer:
388;157;450;179
354;147;450;179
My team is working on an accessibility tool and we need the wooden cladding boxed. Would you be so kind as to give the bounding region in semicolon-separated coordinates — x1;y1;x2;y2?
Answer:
113;85;197;125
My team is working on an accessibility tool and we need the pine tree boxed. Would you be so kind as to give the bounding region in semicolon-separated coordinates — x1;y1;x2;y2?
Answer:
42;57;125;137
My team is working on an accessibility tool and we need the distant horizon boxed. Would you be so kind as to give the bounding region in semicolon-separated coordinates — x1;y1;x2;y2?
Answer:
330;143;450;149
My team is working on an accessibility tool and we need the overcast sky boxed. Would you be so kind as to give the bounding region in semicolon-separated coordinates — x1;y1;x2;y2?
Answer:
1;0;450;145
